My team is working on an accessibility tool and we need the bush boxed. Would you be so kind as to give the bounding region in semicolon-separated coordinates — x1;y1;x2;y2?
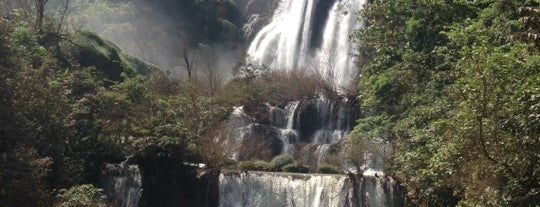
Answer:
56;184;106;207
317;164;341;174
236;160;270;171
268;154;295;171
281;163;309;173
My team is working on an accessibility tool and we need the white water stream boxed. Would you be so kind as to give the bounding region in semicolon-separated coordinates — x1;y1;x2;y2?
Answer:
247;0;366;87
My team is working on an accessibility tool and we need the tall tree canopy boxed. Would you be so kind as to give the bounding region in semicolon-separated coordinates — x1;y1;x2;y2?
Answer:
0;2;233;205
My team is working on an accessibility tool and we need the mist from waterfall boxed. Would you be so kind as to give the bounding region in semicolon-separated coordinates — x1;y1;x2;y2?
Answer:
247;0;366;87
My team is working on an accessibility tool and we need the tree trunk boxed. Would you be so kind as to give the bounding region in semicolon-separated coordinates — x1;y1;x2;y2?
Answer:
35;0;49;34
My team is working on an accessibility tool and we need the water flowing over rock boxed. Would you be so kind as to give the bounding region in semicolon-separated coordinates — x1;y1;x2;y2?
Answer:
221;100;401;206
225;98;361;170
219;170;403;207
102;161;142;207
221;0;398;203
246;0;366;87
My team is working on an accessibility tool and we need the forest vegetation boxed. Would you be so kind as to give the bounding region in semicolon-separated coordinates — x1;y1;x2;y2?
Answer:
350;0;540;206
0;1;343;206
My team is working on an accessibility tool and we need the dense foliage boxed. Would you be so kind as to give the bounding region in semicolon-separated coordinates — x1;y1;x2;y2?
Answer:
0;1;339;205
55;184;106;207
4;0;538;206
351;0;540;206
0;6;234;206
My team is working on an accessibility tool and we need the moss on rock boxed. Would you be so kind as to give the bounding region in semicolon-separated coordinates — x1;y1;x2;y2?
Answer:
65;30;157;81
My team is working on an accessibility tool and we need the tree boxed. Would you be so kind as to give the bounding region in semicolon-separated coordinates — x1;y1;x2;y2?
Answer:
0;147;52;207
351;0;540;206
444;8;540;203
198;44;223;96
35;0;49;33
196;123;234;168
179;33;196;79
55;0;70;34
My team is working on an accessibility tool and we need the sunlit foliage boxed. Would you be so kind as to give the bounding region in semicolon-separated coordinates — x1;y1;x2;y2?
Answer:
351;0;540;206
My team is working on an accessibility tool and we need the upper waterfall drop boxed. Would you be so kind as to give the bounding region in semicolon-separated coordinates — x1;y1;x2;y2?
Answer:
246;0;366;87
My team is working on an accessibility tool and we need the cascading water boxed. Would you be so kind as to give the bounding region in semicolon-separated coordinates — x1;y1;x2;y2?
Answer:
219;171;403;207
230;0;369;168
247;0;366;87
220;98;400;206
226;98;360;168
102;161;142;207
270;101;300;154
218;0;403;206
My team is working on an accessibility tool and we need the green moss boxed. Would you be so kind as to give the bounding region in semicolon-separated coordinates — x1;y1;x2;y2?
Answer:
123;54;158;76
67;30;157;81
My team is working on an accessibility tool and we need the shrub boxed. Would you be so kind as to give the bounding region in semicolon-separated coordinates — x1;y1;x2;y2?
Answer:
268;154;295;171
236;160;271;171
317;164;341;174
281;163;309;173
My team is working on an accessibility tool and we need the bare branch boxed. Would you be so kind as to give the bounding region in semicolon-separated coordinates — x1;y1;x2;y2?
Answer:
177;34;196;79
56;0;69;35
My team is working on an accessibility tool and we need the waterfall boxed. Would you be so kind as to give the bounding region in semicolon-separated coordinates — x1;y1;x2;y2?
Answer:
218;0;404;205
273;101;300;154
247;0;366;87
102;161;142;207
227;98;360;168
219;171;403;207
234;0;369;168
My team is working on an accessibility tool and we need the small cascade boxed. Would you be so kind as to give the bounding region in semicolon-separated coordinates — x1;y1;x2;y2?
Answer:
362;176;403;207
227;106;253;160
226;98;359;169
218;170;403;207
102;161;142;207
296;98;354;144
315;144;331;167
285;101;299;130
272;101;300;154
220;99;403;206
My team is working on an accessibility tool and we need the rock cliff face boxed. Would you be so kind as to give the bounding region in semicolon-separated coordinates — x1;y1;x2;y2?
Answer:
238;0;280;40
